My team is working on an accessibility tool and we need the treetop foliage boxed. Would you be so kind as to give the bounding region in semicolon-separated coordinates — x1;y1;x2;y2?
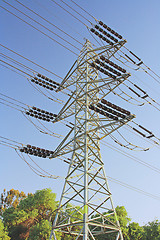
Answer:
0;188;160;240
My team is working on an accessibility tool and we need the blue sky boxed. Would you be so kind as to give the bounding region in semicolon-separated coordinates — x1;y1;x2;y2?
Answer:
1;0;160;225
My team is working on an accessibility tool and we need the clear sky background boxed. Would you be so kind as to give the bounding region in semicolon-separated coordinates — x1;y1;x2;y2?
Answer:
1;0;160;226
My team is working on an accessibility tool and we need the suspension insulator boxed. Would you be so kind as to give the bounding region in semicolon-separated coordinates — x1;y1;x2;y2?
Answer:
100;55;126;73
99;61;105;67
101;99;131;115
95;65;100;70
90;28;95;33
31;146;36;150
99;68;105;73
99;21;123;40
104;70;116;79
102;36;107;41
91;62;96;68
37;153;42;157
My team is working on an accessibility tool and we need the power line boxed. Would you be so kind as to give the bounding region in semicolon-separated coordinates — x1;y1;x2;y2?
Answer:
70;0;98;22
0;53;37;74
33;0;85;39
0;59;33;77
2;0;81;52
14;0;83;47
0;44;63;79
59;0;92;25
101;140;160;174
49;0;88;27
107;176;160;201
0;5;78;56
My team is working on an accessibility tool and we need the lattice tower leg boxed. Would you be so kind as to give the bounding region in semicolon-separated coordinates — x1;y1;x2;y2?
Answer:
50;40;123;240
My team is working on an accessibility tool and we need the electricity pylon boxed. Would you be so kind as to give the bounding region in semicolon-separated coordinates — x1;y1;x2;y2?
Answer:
50;40;135;239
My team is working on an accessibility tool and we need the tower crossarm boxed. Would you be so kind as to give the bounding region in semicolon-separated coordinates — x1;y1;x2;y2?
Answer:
57;40;127;91
50;114;135;159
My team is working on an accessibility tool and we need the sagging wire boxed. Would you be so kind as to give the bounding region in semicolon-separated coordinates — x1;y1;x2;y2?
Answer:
126;79;160;111
101;140;160;174
0;135;63;179
117;48;160;86
123;45;160;81
85;16;160;87
125;121;160;150
0;135;70;178
0;59;65;104
15;149;61;179
22;112;64;139
105;57;160;111
45;0;160;88
26;78;64;104
0;93;65;138
1;49;75;97
112;86;145;106
109;131;153;152
1;94;75;139
1;135;160;199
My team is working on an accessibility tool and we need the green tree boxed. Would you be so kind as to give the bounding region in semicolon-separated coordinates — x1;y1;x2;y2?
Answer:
2;189;58;240
128;222;144;240
142;220;160;240
0;189;26;216
0;219;10;240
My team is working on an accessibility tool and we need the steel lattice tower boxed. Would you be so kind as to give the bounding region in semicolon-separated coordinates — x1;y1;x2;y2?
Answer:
50;40;135;240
